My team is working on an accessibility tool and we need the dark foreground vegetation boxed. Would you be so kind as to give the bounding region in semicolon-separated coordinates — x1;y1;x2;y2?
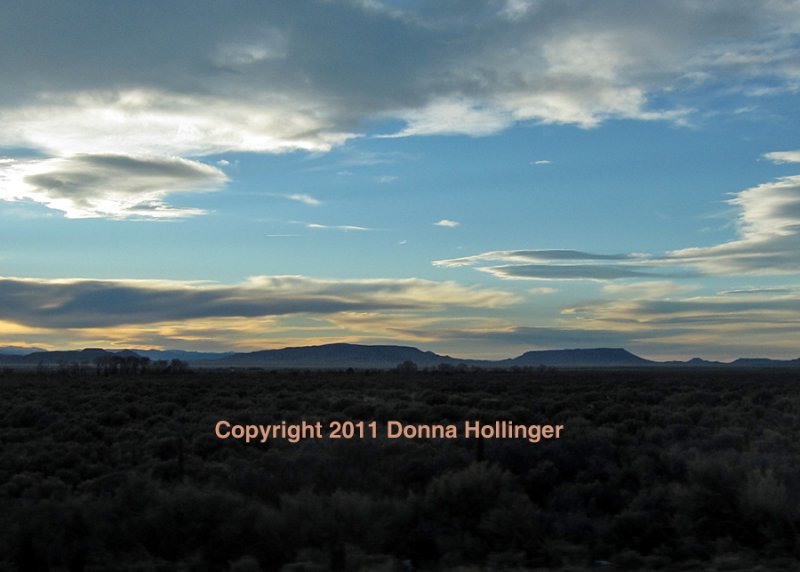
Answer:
1;367;799;571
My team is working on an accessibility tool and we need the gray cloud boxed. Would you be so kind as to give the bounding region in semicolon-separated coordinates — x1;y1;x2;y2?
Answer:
436;326;642;348
0;275;519;328
481;264;657;281
719;286;799;296
0;154;225;219
567;296;800;325
435;249;636;267
435;249;663;281
0;2;799;215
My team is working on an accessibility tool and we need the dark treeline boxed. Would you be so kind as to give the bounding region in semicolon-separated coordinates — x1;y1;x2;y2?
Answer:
1;367;799;571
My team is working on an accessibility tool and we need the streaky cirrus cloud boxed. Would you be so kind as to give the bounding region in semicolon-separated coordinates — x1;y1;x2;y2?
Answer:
435;249;638;267
479;264;659;281
1;1;799;218
435;249;661;281
307;223;371;232
718;286;800;296
0;275;520;329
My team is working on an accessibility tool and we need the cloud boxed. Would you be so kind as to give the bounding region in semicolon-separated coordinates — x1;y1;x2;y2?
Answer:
532;160;552;165
431;283;800;357
307;223;370;231
763;150;800;164
211;28;288;68
0;1;798;217
602;281;693;299
287;193;321;206
436;172;800;279
563;293;800;329
0;154;225;219
0;275;520;329
434;219;460;228
435;249;660;281
718;286;800;296
0;90;355;158
666;175;800;275
324;312;513;345
448;326;640;349
528;287;557;295
553;292;800;359
480;264;658;281
499;0;542;22
384;99;514;138
435;249;636;267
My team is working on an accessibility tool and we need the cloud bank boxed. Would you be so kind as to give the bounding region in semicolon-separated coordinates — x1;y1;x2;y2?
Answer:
0;275;519;329
1;1;798;218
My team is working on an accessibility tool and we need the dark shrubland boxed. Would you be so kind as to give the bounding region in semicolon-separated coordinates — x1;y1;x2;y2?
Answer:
1;367;799;571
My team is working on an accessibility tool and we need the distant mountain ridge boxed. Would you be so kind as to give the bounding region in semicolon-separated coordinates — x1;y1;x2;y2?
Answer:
500;348;653;368
210;343;462;369
0;345;46;356
0;343;798;369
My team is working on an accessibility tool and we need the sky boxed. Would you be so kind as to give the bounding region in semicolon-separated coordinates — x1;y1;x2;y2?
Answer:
1;0;800;360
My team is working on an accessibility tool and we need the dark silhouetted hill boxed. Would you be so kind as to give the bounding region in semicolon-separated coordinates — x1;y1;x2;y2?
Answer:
500;347;655;367
211;343;462;369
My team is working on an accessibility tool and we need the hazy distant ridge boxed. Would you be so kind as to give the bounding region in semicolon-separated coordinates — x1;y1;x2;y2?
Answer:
0;343;798;369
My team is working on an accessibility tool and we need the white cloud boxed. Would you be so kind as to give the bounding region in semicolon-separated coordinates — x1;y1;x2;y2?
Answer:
667;175;800;274
0;90;355;158
434;219;460;228
384;98;514;138
307;223;370;231
0;154;225;219
532;160;552;165
435;249;636;268
287;193;321;206
763;150;800;164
